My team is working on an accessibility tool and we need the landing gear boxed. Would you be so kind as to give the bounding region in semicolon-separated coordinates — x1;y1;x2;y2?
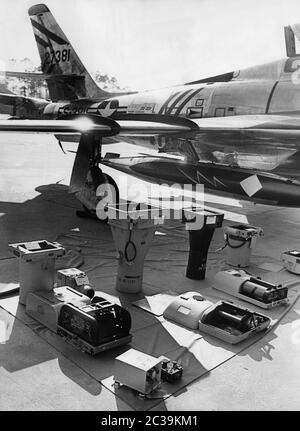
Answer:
70;132;119;222
75;168;119;222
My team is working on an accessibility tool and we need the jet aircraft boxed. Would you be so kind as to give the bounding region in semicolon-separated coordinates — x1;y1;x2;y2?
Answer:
2;4;300;213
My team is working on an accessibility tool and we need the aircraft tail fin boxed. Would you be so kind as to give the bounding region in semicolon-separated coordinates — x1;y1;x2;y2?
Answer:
28;4;110;101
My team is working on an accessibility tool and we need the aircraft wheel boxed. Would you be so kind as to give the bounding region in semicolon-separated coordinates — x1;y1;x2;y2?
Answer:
95;173;120;222
75;168;119;222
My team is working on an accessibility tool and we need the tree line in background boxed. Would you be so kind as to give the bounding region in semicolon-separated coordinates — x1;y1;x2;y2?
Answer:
1;57;128;100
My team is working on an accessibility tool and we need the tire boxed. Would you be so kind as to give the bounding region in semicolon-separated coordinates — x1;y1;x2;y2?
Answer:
76;168;119;222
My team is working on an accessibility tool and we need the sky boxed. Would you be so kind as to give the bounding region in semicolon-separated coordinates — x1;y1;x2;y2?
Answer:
1;0;300;90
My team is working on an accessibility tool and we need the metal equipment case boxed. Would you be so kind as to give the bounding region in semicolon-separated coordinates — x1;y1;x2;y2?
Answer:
25;286;91;331
163;292;271;344
57;298;132;355
223;224;263;267
281;250;300;274
9;240;65;304
114;349;162;396
198;301;270;344
214;269;288;309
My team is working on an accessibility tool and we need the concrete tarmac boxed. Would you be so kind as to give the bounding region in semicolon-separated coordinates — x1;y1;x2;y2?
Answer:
0;132;299;411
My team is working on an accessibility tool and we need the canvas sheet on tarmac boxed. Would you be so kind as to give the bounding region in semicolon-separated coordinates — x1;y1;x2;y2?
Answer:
0;219;299;410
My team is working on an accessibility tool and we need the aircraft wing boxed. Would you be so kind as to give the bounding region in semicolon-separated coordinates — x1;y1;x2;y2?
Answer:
112;114;300;173
0;118;117;134
1;112;300;169
189;114;300;146
0;92;50;118
0;114;197;135
1;113;300;206
0;112;300;134
1;112;300;145
178;114;300;175
193;113;300;130
0;70;46;79
115;113;300;145
1;112;300;150
0;70;87;82
0;92;47;104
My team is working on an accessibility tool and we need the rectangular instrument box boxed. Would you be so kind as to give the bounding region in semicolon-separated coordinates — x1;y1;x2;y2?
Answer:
213;269;288;309
114;349;162;396
281;250;300;275
224;224;264;242
9;240;65;261
57;268;89;289
25;286;91;332
198;300;270;344
9;240;65;305
57;298;132;355
163;291;271;344
181;207;224;229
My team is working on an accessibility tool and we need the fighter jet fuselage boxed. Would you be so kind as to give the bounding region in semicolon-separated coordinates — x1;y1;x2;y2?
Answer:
2;3;300;208
41;56;300;122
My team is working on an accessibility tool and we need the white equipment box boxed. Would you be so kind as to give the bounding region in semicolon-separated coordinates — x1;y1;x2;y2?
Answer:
281;250;300;275
114;349;162;396
163;291;271;344
163;291;211;329
57;267;89;288
25;286;91;331
57;267;94;297
9;240;65;304
223;224;263;267
213;269;288;309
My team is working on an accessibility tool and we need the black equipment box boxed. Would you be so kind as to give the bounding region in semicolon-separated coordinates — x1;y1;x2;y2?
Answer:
57;297;132;355
161;358;183;383
183;207;224;280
